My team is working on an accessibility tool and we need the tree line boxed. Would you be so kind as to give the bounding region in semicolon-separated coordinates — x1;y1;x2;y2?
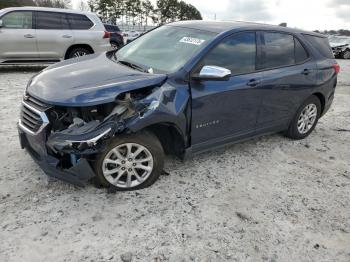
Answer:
0;0;202;26
314;29;350;37
88;0;202;26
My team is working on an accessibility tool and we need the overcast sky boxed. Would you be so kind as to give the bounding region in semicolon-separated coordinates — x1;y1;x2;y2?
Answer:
72;0;350;30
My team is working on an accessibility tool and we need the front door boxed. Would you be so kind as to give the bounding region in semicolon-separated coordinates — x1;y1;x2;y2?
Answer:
190;32;263;147
0;11;38;60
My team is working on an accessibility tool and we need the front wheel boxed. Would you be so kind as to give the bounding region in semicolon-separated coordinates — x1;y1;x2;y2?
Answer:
285;95;321;140
94;131;164;191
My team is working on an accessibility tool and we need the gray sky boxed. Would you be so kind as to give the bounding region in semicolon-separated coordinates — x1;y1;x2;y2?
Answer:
72;0;350;30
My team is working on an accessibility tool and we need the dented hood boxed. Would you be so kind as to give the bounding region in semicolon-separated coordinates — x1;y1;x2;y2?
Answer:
27;53;167;107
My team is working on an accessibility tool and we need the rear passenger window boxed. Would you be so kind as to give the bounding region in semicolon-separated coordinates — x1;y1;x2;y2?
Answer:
200;32;256;75
36;12;69;30
67;14;93;30
262;33;295;68
294;38;308;63
260;32;310;69
2;11;32;29
302;34;334;59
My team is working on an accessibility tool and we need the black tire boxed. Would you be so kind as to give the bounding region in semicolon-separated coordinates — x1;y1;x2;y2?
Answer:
94;131;164;191
67;47;92;59
110;41;122;50
342;50;350;59
285;95;321;140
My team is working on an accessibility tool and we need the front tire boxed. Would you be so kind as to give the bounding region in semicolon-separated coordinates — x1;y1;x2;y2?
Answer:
285;95;321;140
94;131;164;191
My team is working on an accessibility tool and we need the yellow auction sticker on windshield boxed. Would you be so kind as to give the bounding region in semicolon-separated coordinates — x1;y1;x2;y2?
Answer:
180;37;205;45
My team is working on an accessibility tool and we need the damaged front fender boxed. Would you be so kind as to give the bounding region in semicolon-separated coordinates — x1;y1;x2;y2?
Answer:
46;80;190;157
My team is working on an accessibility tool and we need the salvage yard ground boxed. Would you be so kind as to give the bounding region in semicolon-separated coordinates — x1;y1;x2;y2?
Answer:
0;60;349;262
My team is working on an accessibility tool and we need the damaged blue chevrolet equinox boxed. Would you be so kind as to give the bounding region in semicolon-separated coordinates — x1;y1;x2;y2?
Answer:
18;21;339;190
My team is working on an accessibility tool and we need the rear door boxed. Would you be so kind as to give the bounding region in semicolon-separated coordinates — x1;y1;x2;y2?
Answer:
256;31;318;131
66;13;99;47
34;11;74;59
0;11;38;60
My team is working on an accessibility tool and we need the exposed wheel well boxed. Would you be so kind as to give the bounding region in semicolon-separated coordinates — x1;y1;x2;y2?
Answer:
64;44;94;59
145;123;186;158
312;92;325;114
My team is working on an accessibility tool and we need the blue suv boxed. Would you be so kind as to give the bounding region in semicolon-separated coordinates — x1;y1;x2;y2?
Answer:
18;21;339;190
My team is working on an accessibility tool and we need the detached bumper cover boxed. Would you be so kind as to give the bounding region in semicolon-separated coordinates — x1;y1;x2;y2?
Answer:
18;126;95;187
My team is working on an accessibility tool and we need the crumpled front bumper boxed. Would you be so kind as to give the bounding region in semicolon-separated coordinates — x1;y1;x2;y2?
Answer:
18;125;96;187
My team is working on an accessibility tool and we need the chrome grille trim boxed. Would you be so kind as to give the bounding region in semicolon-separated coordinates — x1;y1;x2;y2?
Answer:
19;101;49;136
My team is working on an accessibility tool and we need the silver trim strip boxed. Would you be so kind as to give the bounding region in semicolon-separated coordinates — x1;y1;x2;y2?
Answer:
18;101;49;136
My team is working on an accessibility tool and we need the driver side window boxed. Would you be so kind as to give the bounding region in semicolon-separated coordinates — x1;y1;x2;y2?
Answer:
2;11;33;29
200;32;256;75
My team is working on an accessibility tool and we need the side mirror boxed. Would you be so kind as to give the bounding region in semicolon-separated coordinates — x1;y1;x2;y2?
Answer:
0;20;3;28
192;65;231;81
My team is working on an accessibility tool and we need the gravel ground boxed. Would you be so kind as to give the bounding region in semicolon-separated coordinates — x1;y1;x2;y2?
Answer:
0;60;349;262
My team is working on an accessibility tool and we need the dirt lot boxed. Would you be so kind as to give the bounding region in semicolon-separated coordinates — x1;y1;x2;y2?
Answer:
0;60;349;262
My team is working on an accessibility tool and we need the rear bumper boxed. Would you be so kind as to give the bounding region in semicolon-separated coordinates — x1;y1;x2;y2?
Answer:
93;42;113;53
18;125;95;187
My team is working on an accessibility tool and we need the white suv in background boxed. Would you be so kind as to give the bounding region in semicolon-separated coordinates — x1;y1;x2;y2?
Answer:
0;7;111;64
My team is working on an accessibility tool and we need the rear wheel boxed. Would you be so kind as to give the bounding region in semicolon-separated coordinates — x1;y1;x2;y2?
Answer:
94;131;164;191
111;41;121;50
67;47;92;59
285;95;321;140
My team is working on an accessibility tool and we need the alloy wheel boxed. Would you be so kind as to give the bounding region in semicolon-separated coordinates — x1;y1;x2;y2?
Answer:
102;143;154;188
297;104;317;134
73;51;87;57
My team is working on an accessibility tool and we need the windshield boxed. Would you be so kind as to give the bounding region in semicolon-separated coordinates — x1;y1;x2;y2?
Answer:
114;25;216;74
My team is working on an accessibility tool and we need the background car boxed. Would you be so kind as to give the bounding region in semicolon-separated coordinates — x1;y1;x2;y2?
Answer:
0;7;111;65
329;35;350;59
123;30;141;44
104;24;124;49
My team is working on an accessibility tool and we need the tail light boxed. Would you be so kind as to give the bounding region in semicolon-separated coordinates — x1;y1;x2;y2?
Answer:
103;31;110;39
333;63;340;74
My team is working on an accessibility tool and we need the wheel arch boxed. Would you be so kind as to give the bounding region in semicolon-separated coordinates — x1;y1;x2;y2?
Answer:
64;44;94;59
312;92;325;114
143;122;186;158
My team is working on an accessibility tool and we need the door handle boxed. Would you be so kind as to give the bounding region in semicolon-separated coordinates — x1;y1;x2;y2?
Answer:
24;34;35;38
246;79;260;87
302;69;311;75
62;35;72;38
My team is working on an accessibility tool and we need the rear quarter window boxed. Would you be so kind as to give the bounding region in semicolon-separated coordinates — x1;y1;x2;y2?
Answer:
303;34;334;59
67;14;93;30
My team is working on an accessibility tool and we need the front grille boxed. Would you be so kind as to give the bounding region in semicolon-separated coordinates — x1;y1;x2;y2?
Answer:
19;96;50;134
24;95;51;111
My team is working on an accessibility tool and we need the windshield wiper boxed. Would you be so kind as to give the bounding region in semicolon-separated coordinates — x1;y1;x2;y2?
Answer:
118;60;147;72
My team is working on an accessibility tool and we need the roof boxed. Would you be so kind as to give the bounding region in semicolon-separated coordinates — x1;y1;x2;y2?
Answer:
169;20;325;37
0;6;93;15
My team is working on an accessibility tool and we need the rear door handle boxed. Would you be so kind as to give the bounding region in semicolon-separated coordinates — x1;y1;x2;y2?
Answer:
302;69;311;75
62;35;72;38
24;34;35;38
247;79;261;87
